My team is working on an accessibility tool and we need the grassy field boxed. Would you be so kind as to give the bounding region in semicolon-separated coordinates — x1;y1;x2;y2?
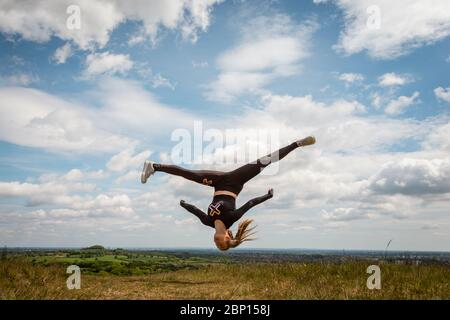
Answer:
1;253;449;299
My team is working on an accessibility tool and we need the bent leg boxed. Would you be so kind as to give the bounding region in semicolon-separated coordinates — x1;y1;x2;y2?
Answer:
228;142;299;185
153;163;224;187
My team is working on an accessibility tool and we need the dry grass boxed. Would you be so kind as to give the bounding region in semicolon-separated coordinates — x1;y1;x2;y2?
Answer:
1;259;449;299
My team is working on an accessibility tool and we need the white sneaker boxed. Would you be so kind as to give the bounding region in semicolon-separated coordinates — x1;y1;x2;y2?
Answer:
296;136;316;147
141;160;155;184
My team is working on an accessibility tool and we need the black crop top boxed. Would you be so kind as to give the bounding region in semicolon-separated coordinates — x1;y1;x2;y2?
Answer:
206;195;238;229
180;191;273;229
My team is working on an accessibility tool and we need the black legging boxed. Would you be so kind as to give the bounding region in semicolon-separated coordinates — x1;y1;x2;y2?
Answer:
153;141;298;195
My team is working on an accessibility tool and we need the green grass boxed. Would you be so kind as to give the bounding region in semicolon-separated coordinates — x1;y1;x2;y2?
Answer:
1;258;449;299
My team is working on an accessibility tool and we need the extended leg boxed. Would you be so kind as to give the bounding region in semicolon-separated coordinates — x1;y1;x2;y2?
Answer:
153;163;224;187
228;136;315;185
180;200;214;228
232;188;274;221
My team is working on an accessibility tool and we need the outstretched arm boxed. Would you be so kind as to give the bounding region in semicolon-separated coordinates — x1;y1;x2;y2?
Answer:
233;188;274;221
180;200;214;228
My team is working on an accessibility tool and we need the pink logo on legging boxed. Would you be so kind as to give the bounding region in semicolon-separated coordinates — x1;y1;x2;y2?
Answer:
208;201;223;216
203;178;213;185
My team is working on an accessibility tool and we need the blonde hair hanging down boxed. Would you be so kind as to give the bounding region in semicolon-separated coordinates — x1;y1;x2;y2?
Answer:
229;219;257;248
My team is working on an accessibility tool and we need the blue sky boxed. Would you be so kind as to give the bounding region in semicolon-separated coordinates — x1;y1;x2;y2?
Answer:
0;0;449;250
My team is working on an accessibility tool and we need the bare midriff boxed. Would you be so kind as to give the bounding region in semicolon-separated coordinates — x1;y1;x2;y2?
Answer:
214;190;237;198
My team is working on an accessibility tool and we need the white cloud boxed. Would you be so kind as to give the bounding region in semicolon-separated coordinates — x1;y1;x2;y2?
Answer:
232;93;427;157
354;193;427;220
205;72;272;103
134;63;176;89
0;86;133;153
38;169;107;183
107;148;151;172
322;208;369;221
90;77;195;138
0;180;93;207
378;72;412;87
83;52;133;78
63;169;106;181
217;37;307;73
0;175;135;218
115;170;140;184
337;72;364;83
179;0;224;43
385;91;420;115
0;0;223;49
52;43;73;64
368;158;450;195
75;194;133;212
371;92;382;109
323;0;450;59
228;93;448;221
205;14;317;103
434;86;450;103
2;88;450;249
260;94;366;128
36;195;135;218
120;222;154;231
1;72;39;86
128;33;146;46
426;122;450;152
0;77;196;154
36;169;108;183
151;73;176;90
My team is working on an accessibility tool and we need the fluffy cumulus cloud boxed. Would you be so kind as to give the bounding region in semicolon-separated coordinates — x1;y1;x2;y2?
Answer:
224;93;450;227
200;92;418;167
385;91;420;115
0;179;89;205
39;169;107;183
0;179;134;218
89;77;195;137
205;14;318;102
0;77;194;154
378;72;412;87
1;88;450;248
0;161;201;246
0;166;141;242
259;94;366;128
322;207;369;221
0;86;133;153
0;0;223;49
316;0;450;59
368;158;450;196
434;86;450;103
52;43;73;64
83;52;133;78
248;93;422;153
338;72;364;84
426;122;450;152
107;148;151;172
